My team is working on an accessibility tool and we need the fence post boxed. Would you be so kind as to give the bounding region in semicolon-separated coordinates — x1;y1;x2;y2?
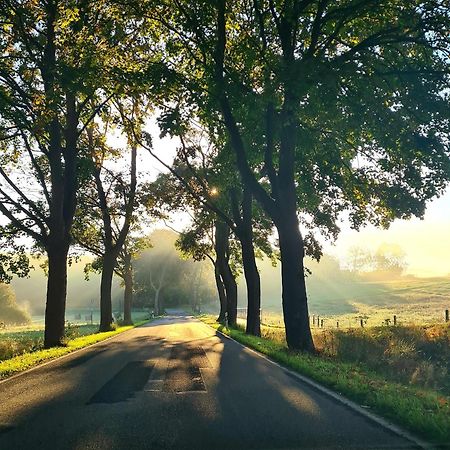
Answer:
393;315;397;326
317;315;320;327
336;321;339;328
360;319;364;328
320;319;324;328
445;309;449;322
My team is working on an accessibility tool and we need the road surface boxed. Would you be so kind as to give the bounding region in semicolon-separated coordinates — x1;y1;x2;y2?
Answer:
0;315;423;449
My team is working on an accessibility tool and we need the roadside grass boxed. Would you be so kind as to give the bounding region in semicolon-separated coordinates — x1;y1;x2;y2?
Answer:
0;320;149;380
200;315;450;445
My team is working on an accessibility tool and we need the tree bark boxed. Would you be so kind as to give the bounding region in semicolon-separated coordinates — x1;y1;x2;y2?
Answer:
99;252;116;331
240;190;261;336
123;255;133;325
215;220;237;326
214;260;227;322
230;188;261;336
44;244;69;347
276;211;315;352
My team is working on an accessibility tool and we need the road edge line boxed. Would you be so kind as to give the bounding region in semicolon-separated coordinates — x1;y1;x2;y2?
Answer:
0;321;150;386
199;319;434;450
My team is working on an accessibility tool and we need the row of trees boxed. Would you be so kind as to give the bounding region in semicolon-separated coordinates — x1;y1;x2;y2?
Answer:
1;0;449;351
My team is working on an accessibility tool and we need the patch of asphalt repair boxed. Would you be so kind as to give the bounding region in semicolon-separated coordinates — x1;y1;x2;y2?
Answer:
88;360;155;404
163;345;212;394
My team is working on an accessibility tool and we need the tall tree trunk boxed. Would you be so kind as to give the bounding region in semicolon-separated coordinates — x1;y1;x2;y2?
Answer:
93;143;137;332
99;252;116;331
44;243;69;347
215;220;237;326
230;188;261;336
123;256;133;325
222;261;237;326
214;260;227;322
240;190;261;336
276;211;315;352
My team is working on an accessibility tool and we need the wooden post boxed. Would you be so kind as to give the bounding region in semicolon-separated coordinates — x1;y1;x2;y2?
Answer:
320;319;324;328
445;309;449;322
317;315;320;327
312;314;315;325
360;319;364;328
336;321;339;328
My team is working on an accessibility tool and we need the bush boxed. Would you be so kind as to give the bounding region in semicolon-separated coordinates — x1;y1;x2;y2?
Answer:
317;324;450;393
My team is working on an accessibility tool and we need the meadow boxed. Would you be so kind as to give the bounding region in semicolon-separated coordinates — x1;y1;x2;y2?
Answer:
0;310;150;363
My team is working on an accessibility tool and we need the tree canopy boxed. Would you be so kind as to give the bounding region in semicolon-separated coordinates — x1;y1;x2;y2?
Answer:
0;0;448;350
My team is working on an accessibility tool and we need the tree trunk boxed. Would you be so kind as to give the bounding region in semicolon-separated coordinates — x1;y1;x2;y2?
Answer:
123;258;133;325
241;197;261;336
99;252;116;331
276;212;315;352
231;188;261;336
154;287;161;316
214;261;227;322
215;220;237;326
222;261;237;326
44;244;69;347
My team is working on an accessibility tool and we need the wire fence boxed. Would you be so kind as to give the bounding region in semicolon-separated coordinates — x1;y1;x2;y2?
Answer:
236;307;450;329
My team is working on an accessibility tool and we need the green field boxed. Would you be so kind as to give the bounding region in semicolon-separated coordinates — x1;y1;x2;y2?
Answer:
259;275;450;328
0;310;151;364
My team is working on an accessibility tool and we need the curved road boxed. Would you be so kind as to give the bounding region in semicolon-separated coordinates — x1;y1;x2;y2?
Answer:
0;315;424;449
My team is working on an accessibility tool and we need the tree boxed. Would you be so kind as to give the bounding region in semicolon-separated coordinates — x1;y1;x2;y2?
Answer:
73;118;140;330
175;216;228;321
0;283;30;325
114;235;152;325
133;229;215;314
346;243;407;278
140;0;450;351
0;1;141;346
146;129;272;334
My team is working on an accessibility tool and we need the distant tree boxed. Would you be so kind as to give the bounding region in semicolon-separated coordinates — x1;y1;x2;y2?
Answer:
144;124;273;334
134;229;215;314
114;235;152;325
346;244;408;277
345;246;374;274
0;283;30;325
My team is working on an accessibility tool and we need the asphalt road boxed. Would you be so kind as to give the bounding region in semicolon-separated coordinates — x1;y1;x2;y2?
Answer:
0;315;424;450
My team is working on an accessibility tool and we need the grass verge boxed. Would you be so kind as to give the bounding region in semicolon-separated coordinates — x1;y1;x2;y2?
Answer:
199;315;450;445
0;320;148;380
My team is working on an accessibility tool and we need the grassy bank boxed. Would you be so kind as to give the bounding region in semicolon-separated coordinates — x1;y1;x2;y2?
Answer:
200;316;450;445
0;320;148;380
